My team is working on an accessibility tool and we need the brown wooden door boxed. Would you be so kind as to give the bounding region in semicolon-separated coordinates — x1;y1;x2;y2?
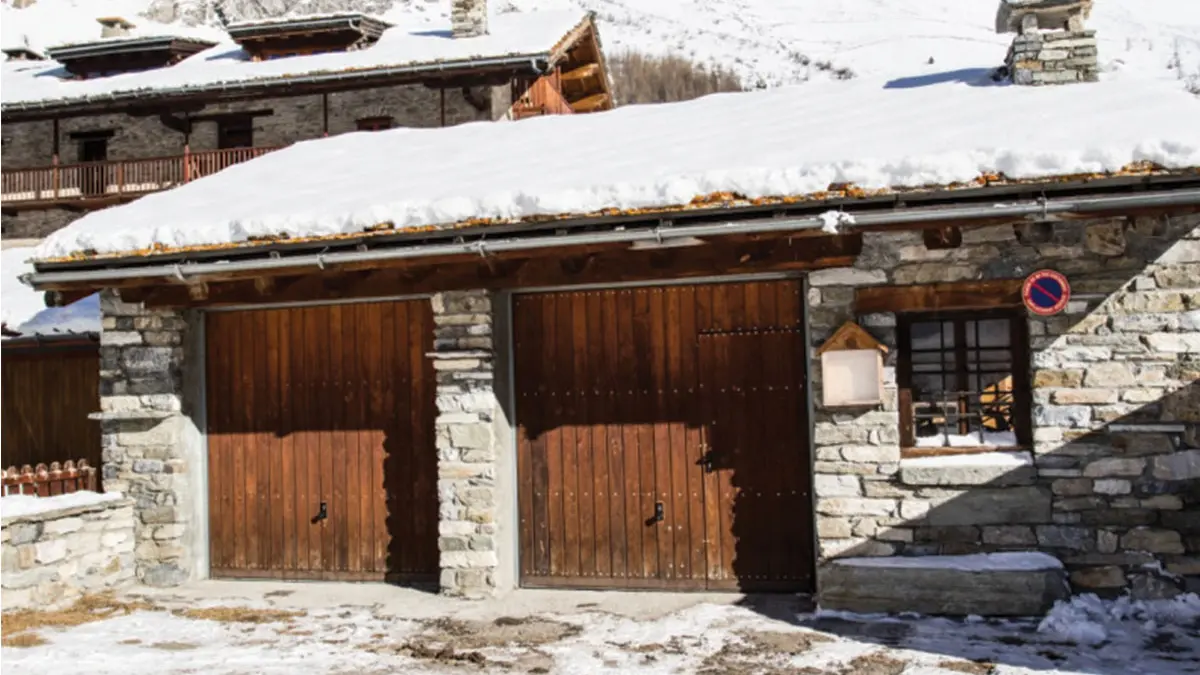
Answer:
205;300;438;581
514;279;814;591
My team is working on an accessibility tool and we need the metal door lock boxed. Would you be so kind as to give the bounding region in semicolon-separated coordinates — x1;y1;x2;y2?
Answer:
311;501;328;524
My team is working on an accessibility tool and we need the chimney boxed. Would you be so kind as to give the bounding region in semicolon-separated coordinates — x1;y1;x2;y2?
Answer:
97;16;137;39
451;0;488;38
996;0;1098;85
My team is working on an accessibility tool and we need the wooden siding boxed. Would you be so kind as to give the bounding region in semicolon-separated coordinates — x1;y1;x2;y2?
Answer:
514;279;815;591
1;347;101;472
205;300;438;581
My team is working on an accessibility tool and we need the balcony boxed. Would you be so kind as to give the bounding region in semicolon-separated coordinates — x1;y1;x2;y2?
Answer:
1;146;283;212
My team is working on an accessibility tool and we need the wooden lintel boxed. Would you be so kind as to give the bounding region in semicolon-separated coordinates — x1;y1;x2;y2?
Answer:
132;233;862;309
855;279;1024;315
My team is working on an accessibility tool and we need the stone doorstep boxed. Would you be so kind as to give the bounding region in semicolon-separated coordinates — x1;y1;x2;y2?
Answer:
817;553;1070;617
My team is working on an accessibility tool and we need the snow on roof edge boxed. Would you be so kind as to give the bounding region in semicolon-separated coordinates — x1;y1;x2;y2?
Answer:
1;10;593;111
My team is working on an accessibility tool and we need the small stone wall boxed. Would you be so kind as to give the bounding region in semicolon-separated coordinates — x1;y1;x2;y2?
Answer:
1007;30;1099;85
431;290;501;597
811;213;1200;598
1;497;136;610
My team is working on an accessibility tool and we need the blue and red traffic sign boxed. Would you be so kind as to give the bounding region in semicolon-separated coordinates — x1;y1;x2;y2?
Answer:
1023;269;1070;316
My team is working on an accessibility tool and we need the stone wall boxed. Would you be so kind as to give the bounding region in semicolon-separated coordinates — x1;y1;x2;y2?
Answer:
1006;29;1099;85
1;208;78;238
810;213;1200;597
99;291;203;587
430;290;502;597
1;496;136;610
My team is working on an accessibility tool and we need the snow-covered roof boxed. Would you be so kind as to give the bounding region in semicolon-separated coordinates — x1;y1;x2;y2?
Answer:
2;246;100;338
33;75;1200;263
1;10;590;110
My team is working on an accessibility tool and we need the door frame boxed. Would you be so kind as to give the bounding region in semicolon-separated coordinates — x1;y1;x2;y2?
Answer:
507;272;817;591
201;292;434;581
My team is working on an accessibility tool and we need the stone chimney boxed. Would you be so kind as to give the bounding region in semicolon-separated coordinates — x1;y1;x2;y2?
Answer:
451;0;488;38
97;16;137;39
996;0;1098;85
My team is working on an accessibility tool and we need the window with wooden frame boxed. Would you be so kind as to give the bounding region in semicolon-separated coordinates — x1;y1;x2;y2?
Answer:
356;116;394;132
896;309;1032;457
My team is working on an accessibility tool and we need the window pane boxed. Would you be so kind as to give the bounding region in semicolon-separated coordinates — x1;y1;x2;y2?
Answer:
967;318;1011;348
910;321;952;349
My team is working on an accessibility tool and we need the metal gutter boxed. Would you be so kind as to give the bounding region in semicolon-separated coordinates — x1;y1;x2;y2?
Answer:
2;53;552;114
24;188;1200;289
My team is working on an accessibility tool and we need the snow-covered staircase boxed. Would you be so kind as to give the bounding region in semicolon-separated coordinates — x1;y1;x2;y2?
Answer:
817;552;1070;617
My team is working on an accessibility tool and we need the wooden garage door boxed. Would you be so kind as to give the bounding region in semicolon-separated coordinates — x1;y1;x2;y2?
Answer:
514;279;814;591
206;300;438;581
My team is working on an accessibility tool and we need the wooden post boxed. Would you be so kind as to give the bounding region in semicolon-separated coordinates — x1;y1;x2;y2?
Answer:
183;144;191;182
52;153;60;199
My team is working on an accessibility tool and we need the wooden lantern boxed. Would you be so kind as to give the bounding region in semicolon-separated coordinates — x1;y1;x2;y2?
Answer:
816;321;887;407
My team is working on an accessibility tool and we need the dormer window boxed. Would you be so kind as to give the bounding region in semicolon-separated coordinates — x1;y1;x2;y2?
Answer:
227;13;393;62
46;19;216;79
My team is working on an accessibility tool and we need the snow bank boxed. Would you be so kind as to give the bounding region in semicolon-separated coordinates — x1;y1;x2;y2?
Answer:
33;75;1200;261
1038;592;1200;646
1;246;100;337
0;491;123;520
914;431;1019;448
900;450;1033;467
831;552;1064;572
1;10;587;107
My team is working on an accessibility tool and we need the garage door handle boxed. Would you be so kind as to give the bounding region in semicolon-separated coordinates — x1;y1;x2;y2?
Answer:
311;501;327;524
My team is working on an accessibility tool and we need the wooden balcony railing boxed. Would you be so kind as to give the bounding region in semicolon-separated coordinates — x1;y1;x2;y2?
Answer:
1;146;283;206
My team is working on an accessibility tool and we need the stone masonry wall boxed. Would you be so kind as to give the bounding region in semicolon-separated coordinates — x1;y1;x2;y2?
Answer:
810;213;1200;597
431;290;502;597
99;291;199;587
1;497;136;610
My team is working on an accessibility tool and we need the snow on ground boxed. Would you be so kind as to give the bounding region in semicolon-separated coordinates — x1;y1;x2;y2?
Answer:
3;587;1199;675
0;246;100;336
33;74;1200;260
0;491;123;520
7;0;1197;90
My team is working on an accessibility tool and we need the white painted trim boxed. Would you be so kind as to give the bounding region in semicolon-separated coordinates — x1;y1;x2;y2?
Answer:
499;290;522;592
205;293;432;313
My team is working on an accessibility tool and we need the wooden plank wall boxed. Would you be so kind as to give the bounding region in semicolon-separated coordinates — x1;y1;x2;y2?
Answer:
514;279;814;591
1;347;101;473
205;300;438;581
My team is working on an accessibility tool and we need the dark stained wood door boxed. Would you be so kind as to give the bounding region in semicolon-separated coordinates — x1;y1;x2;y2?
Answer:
514;279;814;591
205;300;438;581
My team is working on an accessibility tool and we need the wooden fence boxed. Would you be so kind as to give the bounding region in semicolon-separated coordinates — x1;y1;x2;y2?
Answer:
2;460;98;497
1;344;102;474
1;146;282;204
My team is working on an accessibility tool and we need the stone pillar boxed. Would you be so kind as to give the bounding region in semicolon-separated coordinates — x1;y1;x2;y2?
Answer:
430;290;500;597
451;0;488;38
98;291;197;587
1007;30;1098;85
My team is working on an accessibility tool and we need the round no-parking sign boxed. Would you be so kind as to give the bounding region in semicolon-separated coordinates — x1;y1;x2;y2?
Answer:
1023;269;1070;316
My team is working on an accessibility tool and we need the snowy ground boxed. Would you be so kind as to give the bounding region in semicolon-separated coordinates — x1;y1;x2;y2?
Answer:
3;583;1198;675
4;0;1199;90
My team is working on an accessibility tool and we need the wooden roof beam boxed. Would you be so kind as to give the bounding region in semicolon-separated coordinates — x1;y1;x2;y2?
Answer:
569;91;610;113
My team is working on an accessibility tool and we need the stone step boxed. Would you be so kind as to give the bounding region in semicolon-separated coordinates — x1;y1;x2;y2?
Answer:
817;552;1070;617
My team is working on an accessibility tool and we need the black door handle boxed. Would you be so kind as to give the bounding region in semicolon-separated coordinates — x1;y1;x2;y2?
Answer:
698;450;715;473
654;502;664;522
311;501;327;524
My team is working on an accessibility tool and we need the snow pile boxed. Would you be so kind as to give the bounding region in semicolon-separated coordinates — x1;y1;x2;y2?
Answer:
900;450;1033;467
914;431;1020;448
818;210;855;234
1;10;587;107
32;75;1200;261
1;246;100;337
1037;592;1200;647
0;491;123;520
831;551;1064;572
